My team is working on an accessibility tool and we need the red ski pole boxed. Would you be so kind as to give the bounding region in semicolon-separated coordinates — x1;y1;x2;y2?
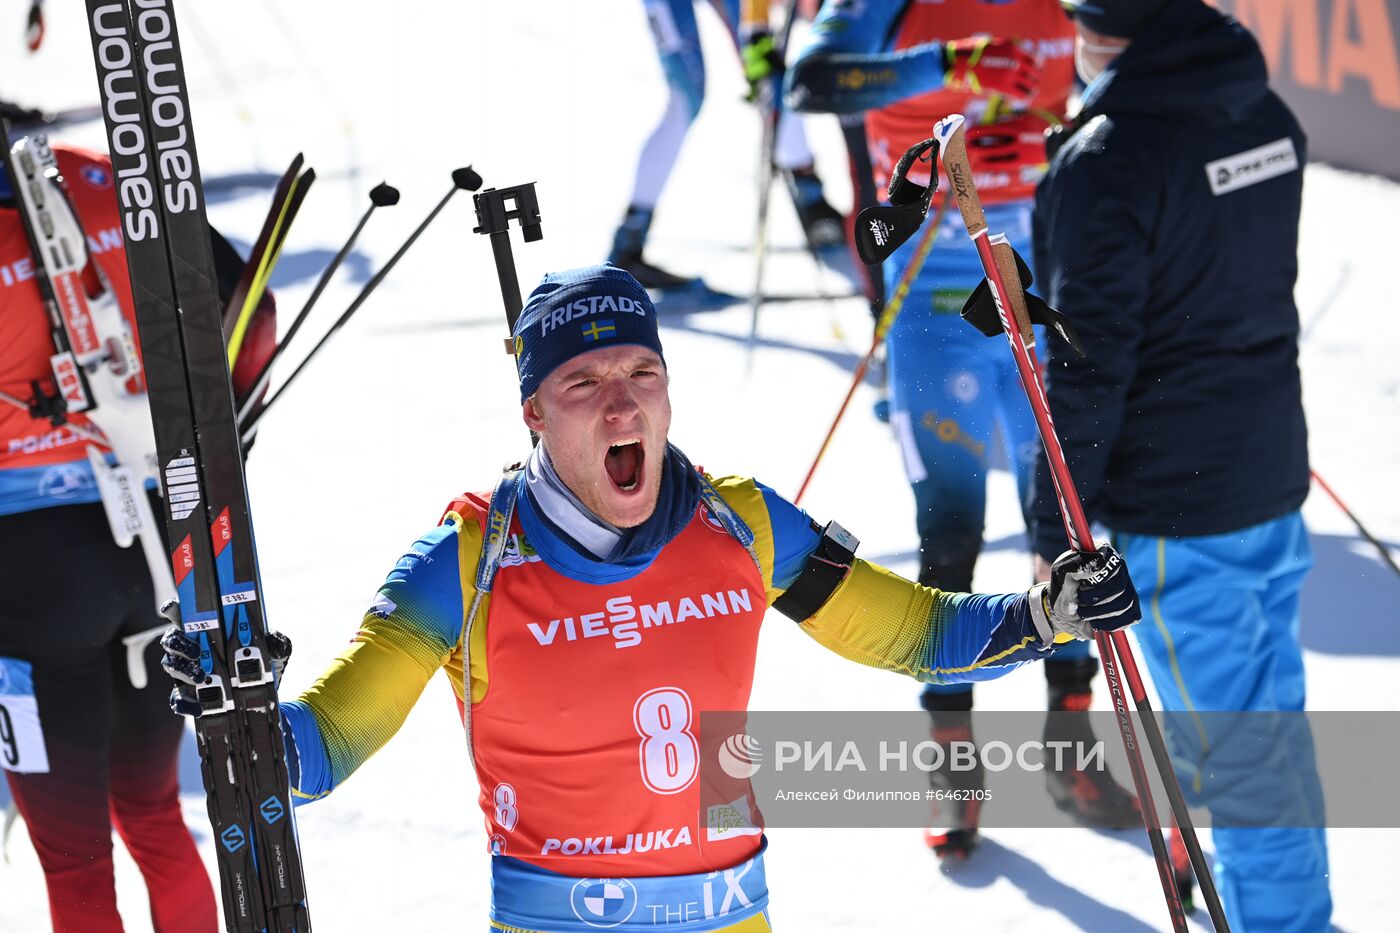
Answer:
932;113;1229;933
1310;469;1400;580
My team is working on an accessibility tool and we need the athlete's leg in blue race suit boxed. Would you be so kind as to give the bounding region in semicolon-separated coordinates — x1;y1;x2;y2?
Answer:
1117;513;1332;932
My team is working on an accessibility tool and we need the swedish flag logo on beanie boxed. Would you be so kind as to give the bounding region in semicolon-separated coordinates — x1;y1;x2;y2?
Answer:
512;263;664;402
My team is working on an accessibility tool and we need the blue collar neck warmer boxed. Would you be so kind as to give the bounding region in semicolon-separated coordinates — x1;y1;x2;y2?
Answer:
524;446;621;559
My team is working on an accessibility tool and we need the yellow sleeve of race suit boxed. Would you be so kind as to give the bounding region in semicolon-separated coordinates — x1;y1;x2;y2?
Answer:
714;474;1047;685
798;560;1046;684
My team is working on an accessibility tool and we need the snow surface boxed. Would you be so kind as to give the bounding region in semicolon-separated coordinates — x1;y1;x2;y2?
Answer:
3;1;1398;930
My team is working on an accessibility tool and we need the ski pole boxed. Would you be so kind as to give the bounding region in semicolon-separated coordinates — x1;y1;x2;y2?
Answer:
241;168;479;445
933;113;1225;933
746;0;801;354
471;180;545;447
235;181;399;428
795;193;950;504
748;100;778;355
784;172;860;352
1310;469;1400;580
1292;277;1399;581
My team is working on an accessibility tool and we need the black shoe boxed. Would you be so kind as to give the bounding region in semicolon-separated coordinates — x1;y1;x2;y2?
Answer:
923;707;985;860
797;196;846;249
1043;686;1142;830
1044;751;1142;829
608;204;704;292
926;826;981;860
609;249;703;292
785;167;846;250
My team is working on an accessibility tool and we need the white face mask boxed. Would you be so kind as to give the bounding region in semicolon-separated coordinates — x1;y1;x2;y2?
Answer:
1074;35;1129;84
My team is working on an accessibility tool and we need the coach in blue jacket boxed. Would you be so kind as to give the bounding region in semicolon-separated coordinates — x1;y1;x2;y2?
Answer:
1032;1;1329;930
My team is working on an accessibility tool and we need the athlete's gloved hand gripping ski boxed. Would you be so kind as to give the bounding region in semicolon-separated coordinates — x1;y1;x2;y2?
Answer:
927;114;1230;933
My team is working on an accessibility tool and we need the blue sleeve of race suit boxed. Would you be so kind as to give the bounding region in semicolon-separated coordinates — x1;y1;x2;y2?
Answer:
784;0;947;114
281;703;325;806
755;480;822;589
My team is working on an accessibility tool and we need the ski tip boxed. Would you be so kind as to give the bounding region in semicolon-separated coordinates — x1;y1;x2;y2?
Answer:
370;182;400;207
453;166;484;191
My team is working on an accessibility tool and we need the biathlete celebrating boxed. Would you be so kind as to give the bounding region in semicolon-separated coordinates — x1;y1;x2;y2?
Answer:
163;263;1141;932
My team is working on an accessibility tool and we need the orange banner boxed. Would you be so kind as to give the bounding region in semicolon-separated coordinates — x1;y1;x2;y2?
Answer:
1210;0;1400;177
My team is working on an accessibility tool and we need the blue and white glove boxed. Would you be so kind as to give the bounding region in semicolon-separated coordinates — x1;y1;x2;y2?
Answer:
1029;545;1141;643
158;599;293;717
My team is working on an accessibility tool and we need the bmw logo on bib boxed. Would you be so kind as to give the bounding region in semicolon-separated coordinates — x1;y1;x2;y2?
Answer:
80;164;112;189
569;878;638;928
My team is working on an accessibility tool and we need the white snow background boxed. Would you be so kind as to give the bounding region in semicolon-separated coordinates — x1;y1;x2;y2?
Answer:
2;1;1397;930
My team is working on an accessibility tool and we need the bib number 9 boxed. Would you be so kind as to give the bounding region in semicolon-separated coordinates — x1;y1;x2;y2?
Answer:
633;687;698;795
0;705;17;767
0;657;50;774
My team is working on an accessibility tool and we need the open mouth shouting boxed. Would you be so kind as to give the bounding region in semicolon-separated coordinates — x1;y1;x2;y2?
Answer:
605;439;645;494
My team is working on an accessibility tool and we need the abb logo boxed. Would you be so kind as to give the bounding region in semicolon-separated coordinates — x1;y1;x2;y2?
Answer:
49;353;90;409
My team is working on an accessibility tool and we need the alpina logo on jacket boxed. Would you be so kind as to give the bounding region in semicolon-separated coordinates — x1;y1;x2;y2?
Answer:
527;589;754;650
539;294;647;336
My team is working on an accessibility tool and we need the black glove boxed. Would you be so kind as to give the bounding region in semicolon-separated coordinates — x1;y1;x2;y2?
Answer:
1029;545;1141;643
159;599;293;717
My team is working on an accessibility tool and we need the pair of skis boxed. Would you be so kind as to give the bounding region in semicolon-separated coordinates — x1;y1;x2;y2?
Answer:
83;1;309;930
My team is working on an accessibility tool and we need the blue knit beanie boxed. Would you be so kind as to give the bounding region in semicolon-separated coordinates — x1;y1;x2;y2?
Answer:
512;263;665;402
